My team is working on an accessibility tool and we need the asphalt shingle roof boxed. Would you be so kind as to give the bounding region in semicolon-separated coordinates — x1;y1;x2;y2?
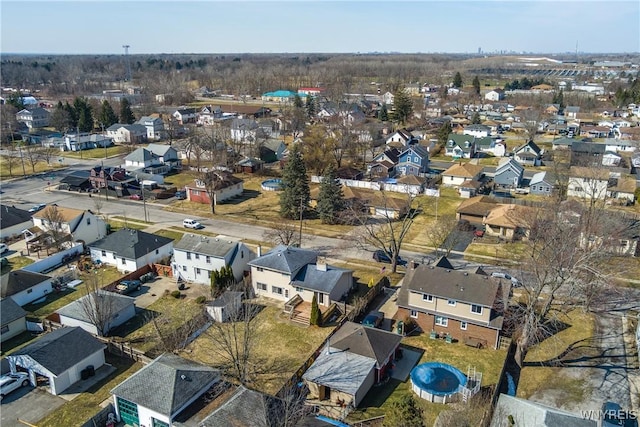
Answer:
291;264;351;294
200;385;283;427
1;297;27;326
0;205;32;230
11;327;105;375
111;353;219;417
57;291;135;323
89;229;173;260
248;245;317;275
174;234;239;258
329;321;402;366
0;270;51;298
124;148;155;162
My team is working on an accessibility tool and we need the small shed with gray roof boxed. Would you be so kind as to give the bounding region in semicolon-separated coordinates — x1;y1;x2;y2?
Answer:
57;290;136;336
111;353;219;427
7;327;106;395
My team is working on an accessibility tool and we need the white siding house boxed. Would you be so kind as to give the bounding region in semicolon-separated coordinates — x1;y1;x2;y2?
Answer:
57;291;137;336
32;206;107;245
1;270;54;306
89;229;174;273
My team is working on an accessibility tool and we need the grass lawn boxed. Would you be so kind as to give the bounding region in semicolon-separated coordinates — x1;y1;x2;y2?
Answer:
60;145;127;159
464;241;528;264
517;309;595;405
0;157;63;179
183;303;332;395
37;355;142;427
163;170;198;188
0;256;35;274
153;228;185;241
108;219;148;231
404;187;463;249
348;335;507;425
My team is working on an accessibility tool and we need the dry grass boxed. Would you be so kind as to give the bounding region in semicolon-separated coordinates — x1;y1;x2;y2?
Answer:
60;145;127;159
0;256;34;274
464;241;528;262
0;157;64;179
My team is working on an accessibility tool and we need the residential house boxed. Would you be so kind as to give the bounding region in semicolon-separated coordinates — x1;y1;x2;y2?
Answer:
602;151;622;167
570;141;606;167
551;137;578;150
124;145;181;175
490;394;597;427
385;129;417;147
456;196;499;225
441;162;484;187
475;137;506;157
89;229;173;273
567;166;609;201
367;148;400;178
529;171;556;196
136;116;165;140
397;259;509;349
463;124;491;138
620;127;640;140
303;322;402;410
544;104;561;115
64;133;114;151
185;172;244;205
564;106;580;119
493;158;524;189
111;353;219;427
197;105;224;125
89;166;128;190
106;124;148;144
57;291;136;336
483;204;533;241
249;245;352;311
0;297;27;342
147;144;181;170
32;206;107;246
0;205;32;241
0;270;53;306
230;118;260;142
205;291;243;322
382;91;395;105
259;138;287;163
513;140;542;166
396;145;429;176
604;138;638;153
59;169;93;193
484;89;505;102
15;107;50;128
445;134;476;158
8;327;106;395
368;194;411;219
172;233;255;284
173;107;197;124
458;179;484;199
607;176;637;204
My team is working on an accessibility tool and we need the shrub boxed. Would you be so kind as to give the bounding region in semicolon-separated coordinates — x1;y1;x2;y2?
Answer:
195;296;206;304
171;290;181;299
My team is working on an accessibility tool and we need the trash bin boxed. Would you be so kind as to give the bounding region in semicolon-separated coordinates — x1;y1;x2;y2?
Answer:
396;320;404;335
87;365;95;377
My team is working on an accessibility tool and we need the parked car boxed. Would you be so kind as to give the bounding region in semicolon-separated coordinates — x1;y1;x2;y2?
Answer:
0;243;8;254
28;203;47;213
362;311;384;328
175;190;187;200
0;372;30;401
373;250;407;266
115;280;141;295
183;219;203;229
129;194;142;200
473;229;485;238
457;219;474;231
491;272;521;287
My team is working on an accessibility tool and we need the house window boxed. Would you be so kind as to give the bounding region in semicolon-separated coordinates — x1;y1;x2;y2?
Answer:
461;321;468;330
620;240;629;247
257;282;267;291
206;256;211;263
27;289;33;294
0;325;8;334
87;218;91;225
423;294;433;302
295;287;304;293
471;305;483;315
241;250;244;259
101;250;106;257
113;254;116;259
447;299;456;306
410;310;418;319
196;268;201;275
121;258;126;264
284;289;289;298
182;266;187;272
257;267;264;272
435;316;448;327
195;254;200;260
272;286;283;295
155;249;159;255
186;252;191;260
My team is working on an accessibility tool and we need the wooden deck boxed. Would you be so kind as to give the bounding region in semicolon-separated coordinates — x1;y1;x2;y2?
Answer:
288;301;312;324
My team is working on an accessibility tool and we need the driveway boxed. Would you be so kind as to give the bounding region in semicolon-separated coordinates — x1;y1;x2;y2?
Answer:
1;386;66;427
134;275;209;308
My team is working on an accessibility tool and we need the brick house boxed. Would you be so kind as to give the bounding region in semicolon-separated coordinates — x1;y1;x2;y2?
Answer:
185;172;244;205
396;259;510;349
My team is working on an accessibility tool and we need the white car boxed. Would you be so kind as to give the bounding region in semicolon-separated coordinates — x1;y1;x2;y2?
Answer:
0;372;30;401
0;243;8;254
183;219;203;229
491;272;522;287
28;204;47;213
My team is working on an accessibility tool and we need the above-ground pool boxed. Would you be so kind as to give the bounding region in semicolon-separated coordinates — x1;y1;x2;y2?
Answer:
410;362;467;404
261;179;283;191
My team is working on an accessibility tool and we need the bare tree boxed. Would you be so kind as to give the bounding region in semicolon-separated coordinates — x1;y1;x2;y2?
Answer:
263;221;299;246
2;144;21;177
42;205;68;251
148;301;206;353
197;170;224;214
79;273;116;336
37;146;59;166
349;190;419;273
424;215;462;257
21;143;41;173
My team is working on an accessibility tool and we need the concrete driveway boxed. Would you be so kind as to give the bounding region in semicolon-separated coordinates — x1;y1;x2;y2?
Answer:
1;386;65;427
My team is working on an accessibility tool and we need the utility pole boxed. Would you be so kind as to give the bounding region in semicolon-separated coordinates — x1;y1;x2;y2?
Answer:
298;195;304;248
123;45;132;82
101;160;108;201
101;123;107;159
77;126;83;160
142;182;149;222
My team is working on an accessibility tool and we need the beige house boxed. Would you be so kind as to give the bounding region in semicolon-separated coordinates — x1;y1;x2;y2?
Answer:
31;206;107;246
483;204;532;241
567;167;609;201
441;162;484;187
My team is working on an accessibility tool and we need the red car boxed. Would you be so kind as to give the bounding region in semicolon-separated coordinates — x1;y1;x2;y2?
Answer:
129;194;142;200
473;230;485;238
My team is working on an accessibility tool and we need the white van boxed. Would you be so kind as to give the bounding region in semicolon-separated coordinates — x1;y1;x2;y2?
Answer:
183;219;203;229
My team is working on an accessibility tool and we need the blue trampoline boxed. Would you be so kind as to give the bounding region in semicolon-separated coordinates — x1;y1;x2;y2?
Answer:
410;362;467;403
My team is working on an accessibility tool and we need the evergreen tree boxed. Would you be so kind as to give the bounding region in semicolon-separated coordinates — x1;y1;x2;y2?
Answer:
50;101;72;132
392;89;413;125
471;112;481;124
6;93;24;110
74;97;94;132
98;100;119;128
472;75;481;96
317;164;345;224
279;144;310;220
309;294;320;326
378;104;389;121
305;96;316;119
64;101;78;128
453;72;463;89
553;89;565;109
383;395;424;427
436;121;452;146
119;98;136;124
293;94;304;109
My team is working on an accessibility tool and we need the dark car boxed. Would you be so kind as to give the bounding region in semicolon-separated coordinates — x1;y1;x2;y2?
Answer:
373;250;407;266
28;203;47;213
362;311;384;328
115;280;141;295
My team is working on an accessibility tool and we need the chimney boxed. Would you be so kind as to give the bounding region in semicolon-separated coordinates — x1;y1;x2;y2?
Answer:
410;260;418;270
316;257;327;271
257;245;262;257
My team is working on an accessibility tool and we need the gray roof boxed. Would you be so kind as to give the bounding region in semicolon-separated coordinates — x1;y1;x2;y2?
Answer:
490;394;596;427
57;290;135;323
496;158;524;174
329;321;402;366
107;123;127;132
248;245;317;275
146;144;175;157
403;264;500;308
1;297;27;326
111;353;219;417
124;148;154;162
174;234;239;258
10;327;105;375
571;141;606;154
302;346;375;396
0;205;32;230
551;137;577;146
433;256;454;270
291;264;351;294
208;291;243;308
89;229;173;260
1;270;51;298
200;385;284;427
530;171;555;186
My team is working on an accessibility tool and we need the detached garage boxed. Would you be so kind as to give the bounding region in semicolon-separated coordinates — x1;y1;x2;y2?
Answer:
7;327;106;395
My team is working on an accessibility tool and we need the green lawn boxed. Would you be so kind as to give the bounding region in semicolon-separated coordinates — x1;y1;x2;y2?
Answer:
152;229;185;241
60;145;127;159
0;256;34;274
163;171;198;188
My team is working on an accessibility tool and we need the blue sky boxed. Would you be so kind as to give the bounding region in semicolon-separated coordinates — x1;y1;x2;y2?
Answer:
1;1;638;54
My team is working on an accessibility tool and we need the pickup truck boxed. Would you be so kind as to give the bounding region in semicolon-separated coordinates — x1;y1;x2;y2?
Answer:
115;280;141;295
